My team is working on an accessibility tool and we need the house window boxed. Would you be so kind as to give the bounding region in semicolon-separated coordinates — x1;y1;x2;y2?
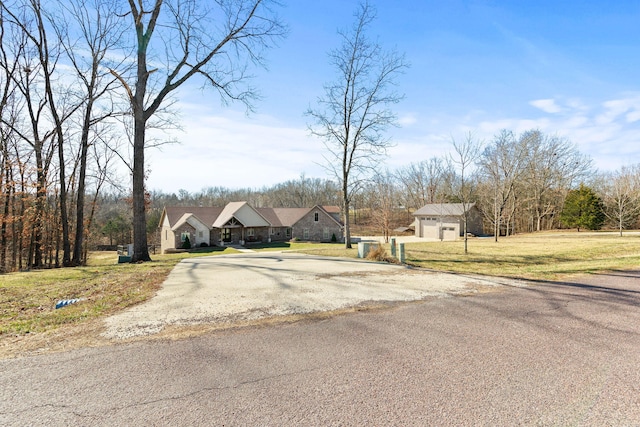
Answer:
270;228;274;235
198;231;203;238
314;212;319;222
286;228;291;238
303;228;309;239
323;228;330;240
246;228;255;237
180;232;190;242
165;230;167;240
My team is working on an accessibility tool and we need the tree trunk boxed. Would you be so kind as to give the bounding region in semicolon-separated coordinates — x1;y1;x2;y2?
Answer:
72;99;93;266
131;111;151;262
343;198;351;249
56;135;71;266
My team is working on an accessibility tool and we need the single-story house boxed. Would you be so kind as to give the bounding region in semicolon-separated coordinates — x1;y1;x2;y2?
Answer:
159;202;343;253
413;203;483;240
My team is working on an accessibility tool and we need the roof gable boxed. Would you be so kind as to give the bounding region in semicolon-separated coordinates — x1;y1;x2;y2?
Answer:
293;205;344;227
161;206;224;228
213;201;270;228
171;213;210;232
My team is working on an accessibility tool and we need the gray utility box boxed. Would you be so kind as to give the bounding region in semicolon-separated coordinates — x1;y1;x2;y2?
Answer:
357;242;379;258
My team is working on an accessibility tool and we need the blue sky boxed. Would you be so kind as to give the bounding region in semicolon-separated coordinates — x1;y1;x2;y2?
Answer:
146;0;640;194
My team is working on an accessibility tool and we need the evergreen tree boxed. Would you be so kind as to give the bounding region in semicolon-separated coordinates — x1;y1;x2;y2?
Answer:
560;184;605;231
182;236;192;250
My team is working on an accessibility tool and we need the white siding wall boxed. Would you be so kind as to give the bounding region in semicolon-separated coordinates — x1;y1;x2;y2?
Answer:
416;216;460;241
160;215;175;253
235;204;270;227
186;217;211;246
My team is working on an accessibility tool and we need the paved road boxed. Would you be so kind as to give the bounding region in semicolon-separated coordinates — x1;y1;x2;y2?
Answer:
2;270;640;425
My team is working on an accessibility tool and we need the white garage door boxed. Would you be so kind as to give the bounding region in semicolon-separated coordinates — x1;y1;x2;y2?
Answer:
422;224;439;239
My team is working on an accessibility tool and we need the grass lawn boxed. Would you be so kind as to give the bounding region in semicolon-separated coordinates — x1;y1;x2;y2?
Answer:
402;232;640;279
0;247;239;338
1;232;639;352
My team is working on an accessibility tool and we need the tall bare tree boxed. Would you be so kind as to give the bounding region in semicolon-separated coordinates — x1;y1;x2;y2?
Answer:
367;170;397;243
113;0;285;262
52;0;127;265
450;132;481;254
307;1;408;248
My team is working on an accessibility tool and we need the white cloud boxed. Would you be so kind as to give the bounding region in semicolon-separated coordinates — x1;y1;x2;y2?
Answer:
144;91;640;193
597;96;640;125
529;98;563;114
398;113;418;126
146;111;326;193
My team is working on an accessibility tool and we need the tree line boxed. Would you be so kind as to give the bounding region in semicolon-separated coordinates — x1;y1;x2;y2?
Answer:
1;1;637;272
2;123;636;272
366;129;640;242
0;0;285;270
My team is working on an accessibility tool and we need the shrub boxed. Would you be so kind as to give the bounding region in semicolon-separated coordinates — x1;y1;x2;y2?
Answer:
366;245;388;262
199;242;208;247
331;233;337;242
182;235;191;249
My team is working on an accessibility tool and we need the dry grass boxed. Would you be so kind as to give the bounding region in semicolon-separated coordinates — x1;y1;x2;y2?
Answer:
2;232;639;358
0;248;239;339
365;245;399;263
403;231;640;279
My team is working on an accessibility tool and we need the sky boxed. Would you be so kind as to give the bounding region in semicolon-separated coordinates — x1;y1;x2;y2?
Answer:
145;0;640;194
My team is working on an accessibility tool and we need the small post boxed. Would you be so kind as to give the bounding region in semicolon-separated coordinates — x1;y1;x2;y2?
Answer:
399;243;406;263
390;237;396;257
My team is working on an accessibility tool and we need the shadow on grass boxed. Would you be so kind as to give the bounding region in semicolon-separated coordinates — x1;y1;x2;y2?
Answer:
245;242;292;250
187;246;229;254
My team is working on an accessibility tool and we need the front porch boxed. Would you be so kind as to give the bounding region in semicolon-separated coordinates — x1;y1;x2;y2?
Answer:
213;225;272;246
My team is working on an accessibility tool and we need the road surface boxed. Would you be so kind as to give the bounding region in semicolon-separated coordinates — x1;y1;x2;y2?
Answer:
1;269;639;425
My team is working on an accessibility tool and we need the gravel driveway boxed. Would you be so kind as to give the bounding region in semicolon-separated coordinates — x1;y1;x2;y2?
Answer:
103;252;525;339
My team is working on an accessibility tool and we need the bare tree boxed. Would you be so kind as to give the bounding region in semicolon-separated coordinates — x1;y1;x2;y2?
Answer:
520;130;592;232
1;2;61;268
601;165;640;236
450;132;481;254
306;1;408;248
367;170;397;243
52;0;127;266
478;129;527;241
396;157;450;210
112;0;285;262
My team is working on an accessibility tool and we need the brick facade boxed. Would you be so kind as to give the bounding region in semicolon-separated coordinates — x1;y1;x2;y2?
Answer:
160;204;344;253
291;209;342;242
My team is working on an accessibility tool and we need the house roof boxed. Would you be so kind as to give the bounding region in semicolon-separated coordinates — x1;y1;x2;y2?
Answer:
322;206;341;214
413;203;476;217
257;207;310;227
163;206;224;228
161;203;344;230
212;201;248;228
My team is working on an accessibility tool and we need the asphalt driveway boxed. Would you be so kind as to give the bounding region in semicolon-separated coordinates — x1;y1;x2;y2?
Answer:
103;252;524;339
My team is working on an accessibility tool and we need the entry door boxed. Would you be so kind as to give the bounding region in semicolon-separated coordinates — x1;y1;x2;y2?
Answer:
222;228;231;242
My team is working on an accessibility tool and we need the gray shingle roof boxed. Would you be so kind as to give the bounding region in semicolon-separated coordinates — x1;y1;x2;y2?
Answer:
413;203;476;217
161;204;343;229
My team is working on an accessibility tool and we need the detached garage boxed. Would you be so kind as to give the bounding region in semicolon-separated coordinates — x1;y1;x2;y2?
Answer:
413;203;483;241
